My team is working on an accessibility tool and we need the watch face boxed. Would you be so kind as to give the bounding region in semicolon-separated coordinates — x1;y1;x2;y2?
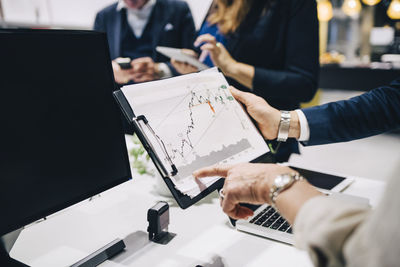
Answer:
275;174;291;187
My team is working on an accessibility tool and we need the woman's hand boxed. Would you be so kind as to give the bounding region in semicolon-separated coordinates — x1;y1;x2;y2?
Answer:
193;163;322;223
193;163;296;220
194;34;255;89
170;49;199;74
194;34;237;76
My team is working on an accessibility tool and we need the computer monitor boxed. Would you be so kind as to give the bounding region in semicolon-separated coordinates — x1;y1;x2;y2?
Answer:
0;29;132;265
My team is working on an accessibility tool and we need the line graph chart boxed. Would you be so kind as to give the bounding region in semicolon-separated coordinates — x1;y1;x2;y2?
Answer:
164;84;238;161
122;71;269;197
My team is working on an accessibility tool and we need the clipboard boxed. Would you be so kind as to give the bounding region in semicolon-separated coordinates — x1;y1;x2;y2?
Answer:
113;90;225;209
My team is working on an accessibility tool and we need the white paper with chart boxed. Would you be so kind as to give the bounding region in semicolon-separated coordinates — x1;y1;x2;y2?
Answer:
121;71;269;197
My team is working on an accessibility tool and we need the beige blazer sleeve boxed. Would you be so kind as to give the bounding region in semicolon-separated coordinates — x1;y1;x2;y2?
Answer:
293;173;400;267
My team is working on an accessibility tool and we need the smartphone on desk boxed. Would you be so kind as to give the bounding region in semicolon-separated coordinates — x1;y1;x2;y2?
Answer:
290;165;354;192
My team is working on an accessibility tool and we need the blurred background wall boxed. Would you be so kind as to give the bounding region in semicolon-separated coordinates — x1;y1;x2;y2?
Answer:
0;0;213;30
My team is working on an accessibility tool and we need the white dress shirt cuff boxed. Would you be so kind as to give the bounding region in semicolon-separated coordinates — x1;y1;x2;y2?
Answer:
295;109;310;142
157;63;173;79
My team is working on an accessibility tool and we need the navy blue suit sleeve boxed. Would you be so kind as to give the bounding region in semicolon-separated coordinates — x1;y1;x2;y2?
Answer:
252;0;319;103
302;78;400;146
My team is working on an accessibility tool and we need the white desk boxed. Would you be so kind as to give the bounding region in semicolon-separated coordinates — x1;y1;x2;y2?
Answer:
10;168;385;267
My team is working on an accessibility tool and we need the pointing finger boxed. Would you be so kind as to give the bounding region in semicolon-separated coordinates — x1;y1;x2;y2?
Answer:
194;34;217;47
193;164;233;178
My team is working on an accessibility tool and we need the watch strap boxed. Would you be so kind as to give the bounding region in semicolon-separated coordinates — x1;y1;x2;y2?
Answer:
277;111;291;142
269;173;304;208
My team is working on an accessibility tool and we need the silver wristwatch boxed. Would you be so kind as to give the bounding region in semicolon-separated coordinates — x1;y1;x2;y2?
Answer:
277;111;291;142
269;172;304;208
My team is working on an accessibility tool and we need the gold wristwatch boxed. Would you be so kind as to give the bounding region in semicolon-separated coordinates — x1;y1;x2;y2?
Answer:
269;172;304;208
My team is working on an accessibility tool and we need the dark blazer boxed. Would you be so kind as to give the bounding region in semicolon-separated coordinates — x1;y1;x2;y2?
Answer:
221;0;319;111
93;0;196;62
302;78;400;146
202;0;318;161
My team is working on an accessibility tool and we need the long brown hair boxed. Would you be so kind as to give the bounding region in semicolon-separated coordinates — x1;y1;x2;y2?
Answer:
207;0;254;35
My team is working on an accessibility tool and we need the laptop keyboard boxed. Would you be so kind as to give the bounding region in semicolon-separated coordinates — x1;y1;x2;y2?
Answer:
249;206;292;234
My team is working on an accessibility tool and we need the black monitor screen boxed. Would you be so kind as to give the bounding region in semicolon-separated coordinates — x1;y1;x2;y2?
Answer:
0;30;131;236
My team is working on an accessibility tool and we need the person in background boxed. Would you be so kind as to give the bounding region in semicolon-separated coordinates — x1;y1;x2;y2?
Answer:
172;0;320;162
194;78;400;267
94;0;196;85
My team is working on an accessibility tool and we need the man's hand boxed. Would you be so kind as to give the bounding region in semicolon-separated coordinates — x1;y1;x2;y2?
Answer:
171;49;199;74
131;57;160;83
230;87;281;140
193;163;296;220
230;87;302;140
112;60;136;84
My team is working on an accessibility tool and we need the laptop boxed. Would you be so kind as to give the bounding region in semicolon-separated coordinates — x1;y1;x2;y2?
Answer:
232;165;368;245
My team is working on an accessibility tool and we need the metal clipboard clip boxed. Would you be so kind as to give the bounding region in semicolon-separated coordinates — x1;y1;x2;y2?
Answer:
132;115;178;177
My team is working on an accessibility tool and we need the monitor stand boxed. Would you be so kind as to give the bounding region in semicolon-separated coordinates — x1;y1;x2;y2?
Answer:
1;228;126;267
1;228;29;267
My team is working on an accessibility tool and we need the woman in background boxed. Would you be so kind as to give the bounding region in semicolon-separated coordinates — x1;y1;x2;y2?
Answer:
172;0;319;162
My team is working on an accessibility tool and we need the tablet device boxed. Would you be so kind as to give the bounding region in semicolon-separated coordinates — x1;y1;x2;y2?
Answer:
113;71;271;209
114;89;227;209
289;165;354;192
156;46;209;71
